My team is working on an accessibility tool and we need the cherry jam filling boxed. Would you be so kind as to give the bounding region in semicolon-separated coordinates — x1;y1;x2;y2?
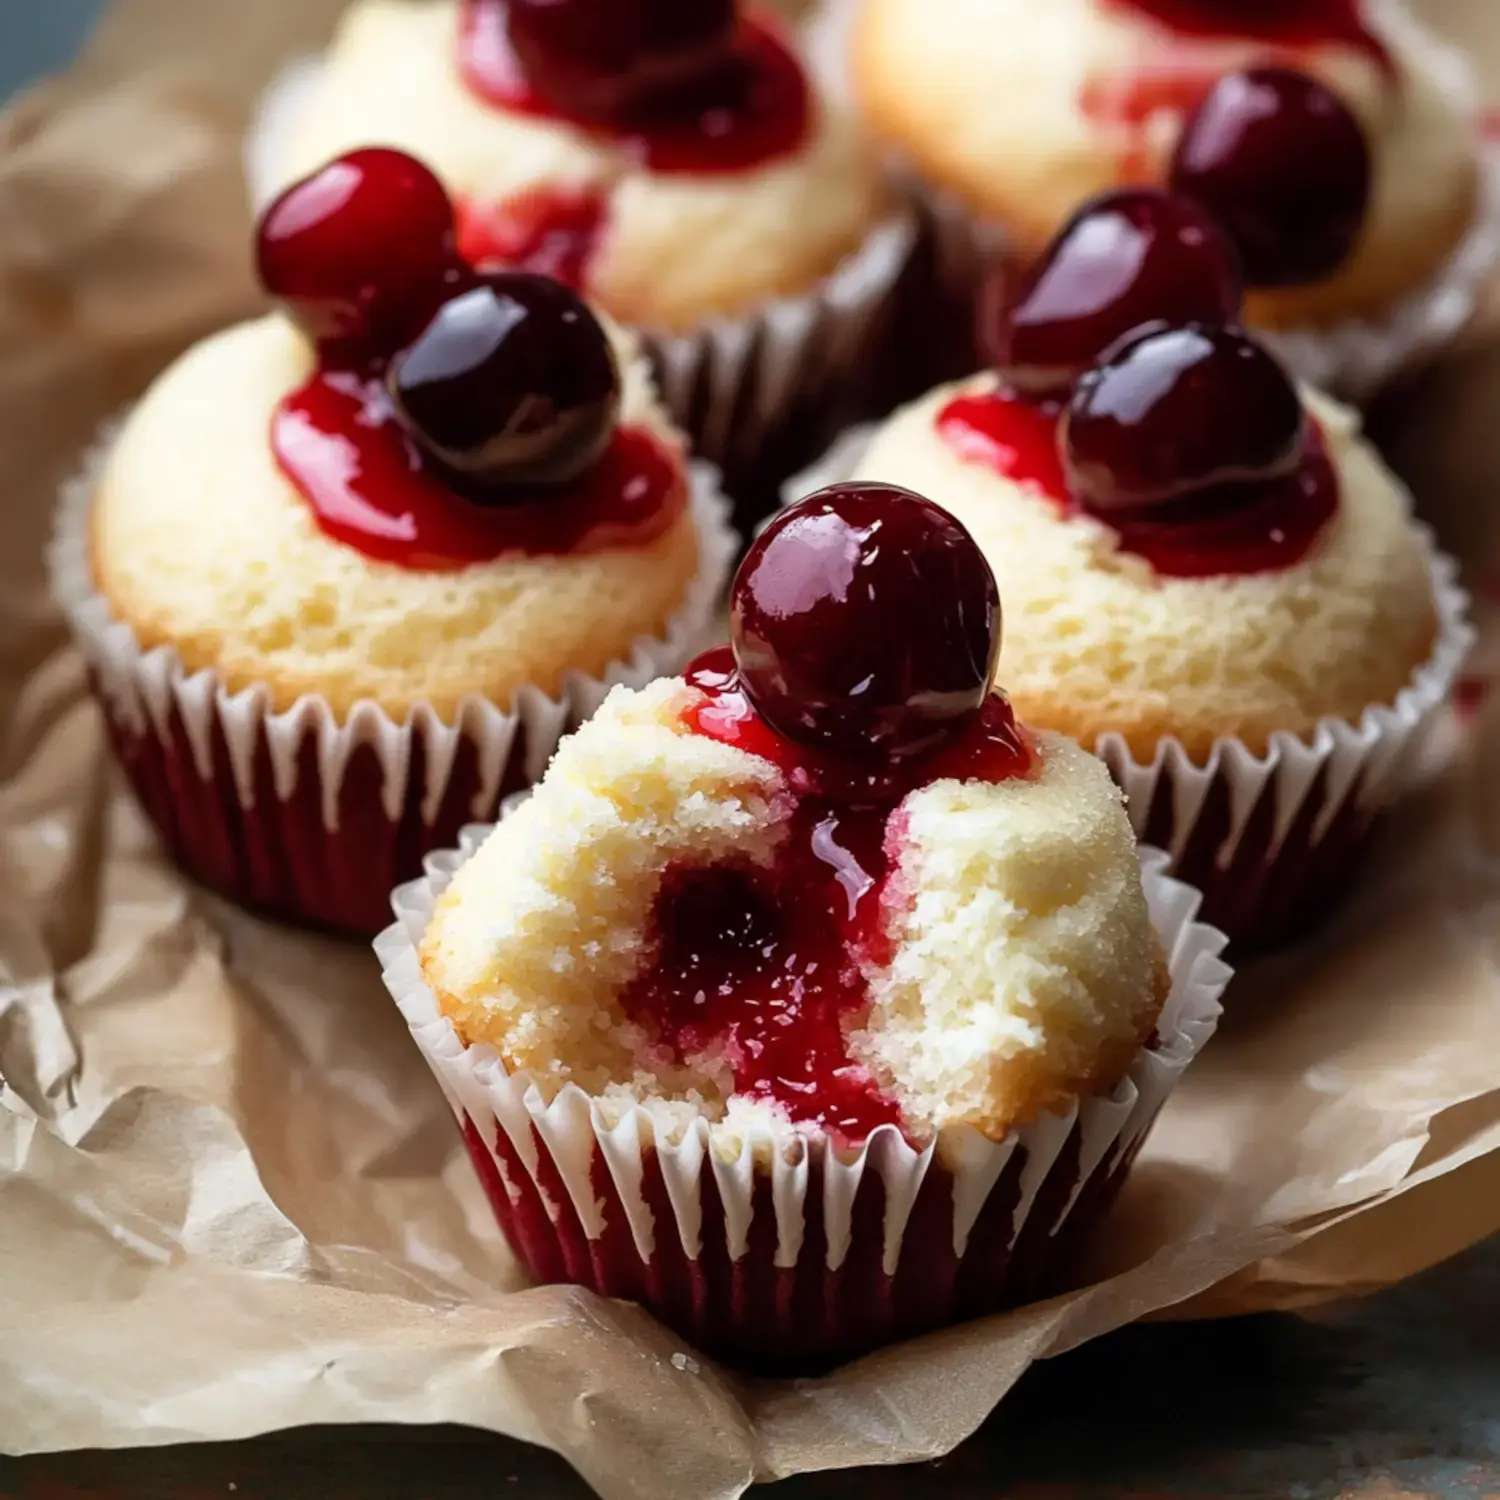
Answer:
458;2;810;174
937;387;1336;579
617;485;1020;1145
615;648;1032;1146
258;150;684;571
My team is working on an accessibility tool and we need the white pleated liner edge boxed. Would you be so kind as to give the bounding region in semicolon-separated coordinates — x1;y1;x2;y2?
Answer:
639;212;916;465
48;436;738;831
782;426;1475;869
376;835;1229;1278
809;0;1500;404
244;56;919;466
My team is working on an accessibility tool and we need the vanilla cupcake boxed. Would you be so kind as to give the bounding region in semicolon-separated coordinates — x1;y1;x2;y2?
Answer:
814;191;1472;947
379;481;1229;1369
264;0;912;524
849;0;1493;397
51;149;734;935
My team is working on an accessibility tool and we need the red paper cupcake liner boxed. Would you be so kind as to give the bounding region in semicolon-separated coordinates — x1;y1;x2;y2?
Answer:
379;834;1228;1373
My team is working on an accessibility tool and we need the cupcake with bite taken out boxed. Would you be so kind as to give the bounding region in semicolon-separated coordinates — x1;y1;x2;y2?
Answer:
801;187;1472;947
258;0;912;527
846;0;1496;398
50;148;734;936
377;480;1229;1370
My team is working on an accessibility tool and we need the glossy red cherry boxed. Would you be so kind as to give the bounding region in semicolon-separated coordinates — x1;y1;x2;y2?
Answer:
731;483;1001;762
1170;67;1372;287
387;271;620;496
985;189;1243;397
256;148;460;356
505;0;738;122
1063;324;1304;515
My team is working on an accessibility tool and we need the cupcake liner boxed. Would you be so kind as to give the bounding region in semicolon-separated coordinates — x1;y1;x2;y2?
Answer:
638;214;916;534
784;428;1475;950
245;54;918;538
49;430;738;937
377;821;1228;1372
1094;535;1472;948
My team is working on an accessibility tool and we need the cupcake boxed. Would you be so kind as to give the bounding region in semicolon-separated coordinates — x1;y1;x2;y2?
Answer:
51;149;734;936
809;190;1472;947
378;481;1229;1369
263;0;912;527
848;0;1494;398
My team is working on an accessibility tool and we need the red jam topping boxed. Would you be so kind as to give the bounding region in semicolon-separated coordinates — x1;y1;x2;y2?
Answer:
458;1;811;174
616;484;1025;1146
457;186;610;289
1080;65;1226;141
616;648;1032;1146
273;377;680;570
1101;0;1393;73
256;149;683;571
937;383;1337;579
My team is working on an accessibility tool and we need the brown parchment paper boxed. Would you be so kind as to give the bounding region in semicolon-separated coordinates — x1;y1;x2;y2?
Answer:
6;3;1500;1496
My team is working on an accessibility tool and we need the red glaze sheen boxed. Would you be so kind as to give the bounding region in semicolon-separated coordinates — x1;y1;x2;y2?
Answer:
458;3;811;173
1102;0;1393;73
272;370;683;570
611;647;1032;1146
456;186;610;288
937;387;1338;578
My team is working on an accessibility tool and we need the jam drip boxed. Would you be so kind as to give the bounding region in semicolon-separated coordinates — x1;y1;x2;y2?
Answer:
1102;0;1393;72
458;3;811;174
937;389;1337;579
274;372;681;570
615;649;1033;1147
457;187;609;289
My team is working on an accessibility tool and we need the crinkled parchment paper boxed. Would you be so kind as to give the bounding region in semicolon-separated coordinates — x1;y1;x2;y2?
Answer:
5;3;1500;1497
